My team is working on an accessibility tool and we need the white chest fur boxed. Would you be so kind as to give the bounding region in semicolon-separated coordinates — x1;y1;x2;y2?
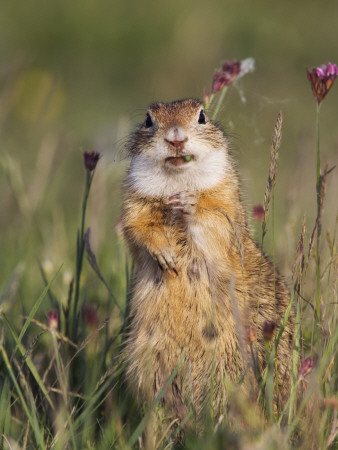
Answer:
127;150;229;198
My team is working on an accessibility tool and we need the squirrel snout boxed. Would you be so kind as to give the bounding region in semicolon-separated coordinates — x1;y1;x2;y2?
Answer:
164;127;188;152
165;137;188;152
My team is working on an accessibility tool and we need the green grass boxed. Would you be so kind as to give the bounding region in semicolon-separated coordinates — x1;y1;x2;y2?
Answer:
1;63;337;449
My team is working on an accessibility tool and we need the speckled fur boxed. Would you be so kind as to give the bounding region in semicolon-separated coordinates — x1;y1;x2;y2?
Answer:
121;99;294;427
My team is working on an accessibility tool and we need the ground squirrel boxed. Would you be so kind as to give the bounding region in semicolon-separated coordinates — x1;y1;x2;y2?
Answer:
121;98;294;429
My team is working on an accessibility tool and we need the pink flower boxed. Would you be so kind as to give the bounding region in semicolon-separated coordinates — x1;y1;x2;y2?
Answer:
211;58;255;94
83;151;101;171
46;310;59;331
253;204;264;222
83;304;99;329
300;356;316;378
307;62;338;104
212;60;241;93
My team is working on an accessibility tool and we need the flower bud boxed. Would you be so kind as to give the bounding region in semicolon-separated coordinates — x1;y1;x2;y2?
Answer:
306;62;338;104
300;356;316;378
245;325;256;343
83;151;101;171
253;205;264;222
46;310;59;331
263;321;276;342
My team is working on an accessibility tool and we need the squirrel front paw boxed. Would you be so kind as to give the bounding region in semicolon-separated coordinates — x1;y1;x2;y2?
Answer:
168;191;199;217
150;247;179;276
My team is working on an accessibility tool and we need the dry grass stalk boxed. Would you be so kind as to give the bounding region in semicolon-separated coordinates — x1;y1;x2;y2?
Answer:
305;165;333;277
22;331;45;363
262;111;283;239
27;317;77;349
292;215;306;287
307;223;317;274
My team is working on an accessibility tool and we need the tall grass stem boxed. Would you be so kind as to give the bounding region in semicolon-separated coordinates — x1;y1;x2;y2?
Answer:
315;103;321;320
71;169;92;340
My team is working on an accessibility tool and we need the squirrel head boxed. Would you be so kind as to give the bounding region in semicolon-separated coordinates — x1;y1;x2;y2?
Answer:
126;99;231;197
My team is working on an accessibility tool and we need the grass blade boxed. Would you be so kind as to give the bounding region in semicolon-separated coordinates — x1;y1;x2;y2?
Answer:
128;353;185;447
261;288;295;389
2;312;54;409
17;267;61;346
1;345;45;450
0;379;11;445
288;296;301;424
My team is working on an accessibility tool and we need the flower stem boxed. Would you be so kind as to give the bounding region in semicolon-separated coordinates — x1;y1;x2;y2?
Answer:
211;87;228;121
70;169;93;341
205;93;215;113
315;103;321;320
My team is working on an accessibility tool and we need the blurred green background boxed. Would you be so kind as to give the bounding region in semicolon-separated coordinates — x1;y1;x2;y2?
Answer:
1;0;337;313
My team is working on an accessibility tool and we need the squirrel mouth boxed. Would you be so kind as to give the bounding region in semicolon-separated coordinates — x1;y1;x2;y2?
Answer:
165;155;193;166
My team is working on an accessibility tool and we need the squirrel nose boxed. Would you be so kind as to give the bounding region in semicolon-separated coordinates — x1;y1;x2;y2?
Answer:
165;137;188;151
164;127;188;152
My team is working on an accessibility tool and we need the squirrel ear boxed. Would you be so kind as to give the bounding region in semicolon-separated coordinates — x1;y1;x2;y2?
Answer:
198;109;206;124
144;112;153;128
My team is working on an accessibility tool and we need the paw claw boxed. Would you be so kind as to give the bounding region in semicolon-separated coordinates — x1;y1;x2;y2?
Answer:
168;191;199;217
151;247;179;275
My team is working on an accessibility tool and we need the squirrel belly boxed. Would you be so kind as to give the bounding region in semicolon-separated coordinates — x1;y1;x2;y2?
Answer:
121;99;294;424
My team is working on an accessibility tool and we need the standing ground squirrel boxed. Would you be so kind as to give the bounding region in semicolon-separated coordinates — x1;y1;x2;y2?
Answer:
121;98;294;429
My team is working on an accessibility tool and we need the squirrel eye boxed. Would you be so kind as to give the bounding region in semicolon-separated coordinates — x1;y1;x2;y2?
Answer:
198;109;206;124
144;113;153;128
